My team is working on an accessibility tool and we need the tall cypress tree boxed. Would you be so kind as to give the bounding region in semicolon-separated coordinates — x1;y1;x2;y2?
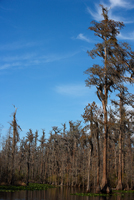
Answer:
85;5;134;193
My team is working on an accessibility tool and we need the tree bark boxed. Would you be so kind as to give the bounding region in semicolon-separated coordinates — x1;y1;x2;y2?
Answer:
26;143;30;186
116;130;122;190
101;100;109;192
116;93;123;190
101;37;111;193
96;129;101;193
87;147;92;192
11;111;17;185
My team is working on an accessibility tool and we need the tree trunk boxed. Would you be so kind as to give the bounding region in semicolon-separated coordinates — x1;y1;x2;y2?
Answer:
116;93;123;190
116;130;122;190
129;132;133;189
96;130;101;193
100;36;111;193
101;100;109;193
11;113;17;185
26;144;30;186
87;148;92;192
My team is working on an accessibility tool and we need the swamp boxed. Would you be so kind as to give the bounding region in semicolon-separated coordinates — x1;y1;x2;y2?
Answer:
1;186;134;200
1;3;134;200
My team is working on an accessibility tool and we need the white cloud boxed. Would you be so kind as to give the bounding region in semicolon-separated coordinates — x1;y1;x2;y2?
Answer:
109;0;134;9
76;33;91;43
42;51;78;63
0;53;36;62
0;62;21;70
118;32;134;40
55;84;89;97
0;51;79;71
87;4;103;21
87;0;134;23
0;41;38;51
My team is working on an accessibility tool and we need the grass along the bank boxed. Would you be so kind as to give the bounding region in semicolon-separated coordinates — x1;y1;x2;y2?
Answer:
0;183;56;192
71;193;111;197
71;192;125;197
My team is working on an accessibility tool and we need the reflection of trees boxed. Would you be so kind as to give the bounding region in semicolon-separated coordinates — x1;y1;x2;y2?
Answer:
116;195;122;200
25;190;28;200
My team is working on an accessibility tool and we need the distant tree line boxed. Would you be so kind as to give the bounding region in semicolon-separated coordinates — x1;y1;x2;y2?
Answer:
0;5;134;194
0;107;134;192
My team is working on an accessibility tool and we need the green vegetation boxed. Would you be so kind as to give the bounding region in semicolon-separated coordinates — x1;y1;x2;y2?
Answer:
0;183;56;192
71;192;111;197
71;192;121;197
71;190;134;197
113;190;134;194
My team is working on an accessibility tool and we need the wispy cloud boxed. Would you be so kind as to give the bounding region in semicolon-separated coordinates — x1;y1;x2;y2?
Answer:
87;4;103;21
87;0;134;23
0;53;36;62
0;62;21;70
41;51;79;63
76;33;91;43
118;32;134;40
0;51;79;71
109;0;134;9
55;84;89;97
0;41;40;51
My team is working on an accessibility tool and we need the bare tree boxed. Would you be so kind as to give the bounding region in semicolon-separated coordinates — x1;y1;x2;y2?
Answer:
10;106;21;185
25;129;34;186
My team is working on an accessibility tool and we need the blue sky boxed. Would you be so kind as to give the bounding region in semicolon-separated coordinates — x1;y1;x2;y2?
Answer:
0;0;134;141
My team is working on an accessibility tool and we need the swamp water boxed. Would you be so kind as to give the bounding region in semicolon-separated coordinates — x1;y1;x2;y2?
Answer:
0;187;134;200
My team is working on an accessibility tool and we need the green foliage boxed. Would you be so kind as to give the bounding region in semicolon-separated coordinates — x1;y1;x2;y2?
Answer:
0;183;56;192
71;192;110;197
71;192;126;197
71;190;134;198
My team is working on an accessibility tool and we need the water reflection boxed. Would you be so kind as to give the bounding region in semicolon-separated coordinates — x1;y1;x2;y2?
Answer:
0;187;134;200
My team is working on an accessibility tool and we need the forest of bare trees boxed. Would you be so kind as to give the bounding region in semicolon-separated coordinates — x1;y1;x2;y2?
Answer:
0;5;134;194
0;107;134;192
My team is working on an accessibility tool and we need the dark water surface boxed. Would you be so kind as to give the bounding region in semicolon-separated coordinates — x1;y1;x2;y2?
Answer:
0;187;134;200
